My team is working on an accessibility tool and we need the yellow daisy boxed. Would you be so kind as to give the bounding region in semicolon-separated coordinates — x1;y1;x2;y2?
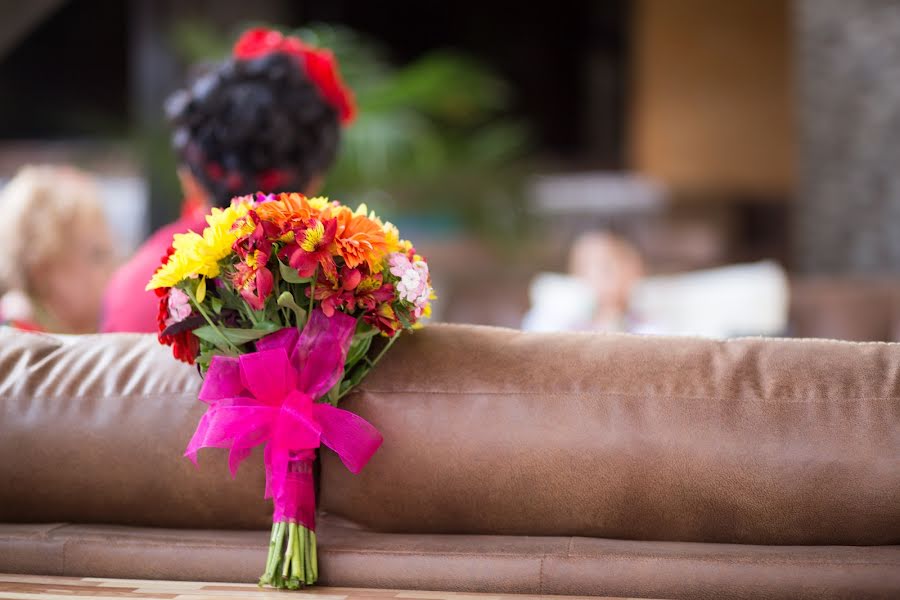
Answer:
146;200;252;290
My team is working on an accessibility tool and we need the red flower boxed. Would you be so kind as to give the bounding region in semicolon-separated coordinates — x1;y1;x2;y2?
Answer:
280;218;338;279
157;291;200;364
233;210;278;262
353;273;395;313
154;246;200;364
232;261;274;311
233;28;356;125
310;265;361;317
364;303;401;336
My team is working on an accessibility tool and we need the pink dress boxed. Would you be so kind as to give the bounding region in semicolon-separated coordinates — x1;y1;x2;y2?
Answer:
100;214;207;333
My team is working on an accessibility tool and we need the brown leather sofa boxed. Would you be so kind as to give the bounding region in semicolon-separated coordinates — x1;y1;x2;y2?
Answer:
1;326;898;599
789;277;900;342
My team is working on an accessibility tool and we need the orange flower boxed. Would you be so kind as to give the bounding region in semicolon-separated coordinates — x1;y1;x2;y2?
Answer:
324;205;388;270
255;192;319;229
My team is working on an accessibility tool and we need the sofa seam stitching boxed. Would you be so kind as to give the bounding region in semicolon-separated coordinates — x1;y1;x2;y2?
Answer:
43;540;900;567
548;554;900;567
43;523;70;539
60;538;560;558
0;392;199;403
321;548;900;567
357;390;900;403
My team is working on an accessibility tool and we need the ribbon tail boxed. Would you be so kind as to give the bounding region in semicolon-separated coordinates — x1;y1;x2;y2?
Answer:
183;410;213;465
264;443;288;501
227;444;253;478
184;404;274;479
313;403;383;474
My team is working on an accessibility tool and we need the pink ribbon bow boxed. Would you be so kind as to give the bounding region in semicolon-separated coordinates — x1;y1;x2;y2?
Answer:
184;309;383;529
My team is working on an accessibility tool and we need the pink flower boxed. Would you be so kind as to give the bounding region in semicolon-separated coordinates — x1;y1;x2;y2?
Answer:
387;252;431;312
165;287;193;327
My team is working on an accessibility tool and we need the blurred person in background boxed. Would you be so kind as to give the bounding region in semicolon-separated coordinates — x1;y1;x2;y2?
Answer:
524;229;790;338
569;232;645;332
523;232;645;332
0;166;114;333
101;28;353;332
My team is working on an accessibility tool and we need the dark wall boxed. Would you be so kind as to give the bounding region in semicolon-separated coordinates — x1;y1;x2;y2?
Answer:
1;0;630;227
296;1;628;164
0;0;128;138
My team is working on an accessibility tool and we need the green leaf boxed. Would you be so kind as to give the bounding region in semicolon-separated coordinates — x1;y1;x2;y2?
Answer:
395;306;412;329
279;261;312;284
195;347;218;373
345;333;372;370
324;384;340;406
354;321;379;339
209;296;224;314
193;322;280;348
213;281;249;313
276;291;308;327
340;364;371;397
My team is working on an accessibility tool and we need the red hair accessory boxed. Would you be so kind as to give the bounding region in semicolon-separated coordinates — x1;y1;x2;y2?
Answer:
234;28;356;126
257;168;290;191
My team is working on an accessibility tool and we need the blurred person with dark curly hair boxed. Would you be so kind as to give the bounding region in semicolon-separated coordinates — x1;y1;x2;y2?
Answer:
101;28;354;332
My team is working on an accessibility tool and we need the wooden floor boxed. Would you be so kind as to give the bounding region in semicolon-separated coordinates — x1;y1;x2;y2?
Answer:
0;574;659;600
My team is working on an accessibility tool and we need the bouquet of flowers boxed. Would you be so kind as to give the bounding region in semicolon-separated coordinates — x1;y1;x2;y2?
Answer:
147;192;433;588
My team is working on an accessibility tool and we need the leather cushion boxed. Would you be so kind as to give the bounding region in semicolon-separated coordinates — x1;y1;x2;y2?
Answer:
1;518;898;599
0;330;271;529
321;324;900;545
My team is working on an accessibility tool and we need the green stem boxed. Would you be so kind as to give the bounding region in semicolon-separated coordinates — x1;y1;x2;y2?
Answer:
187;288;241;354
337;333;400;401
298;526;306;585
282;522;295;579
302;527;308;587
310;529;318;582
290;284;307;330
307;266;318;316
258;522;278;586
292;522;302;583
370;332;399;366
261;521;286;587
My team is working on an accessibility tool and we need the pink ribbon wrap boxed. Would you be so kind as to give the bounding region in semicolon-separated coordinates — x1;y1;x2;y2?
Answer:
184;309;383;530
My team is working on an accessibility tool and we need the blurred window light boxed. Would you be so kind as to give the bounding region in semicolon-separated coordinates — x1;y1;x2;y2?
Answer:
529;172;665;217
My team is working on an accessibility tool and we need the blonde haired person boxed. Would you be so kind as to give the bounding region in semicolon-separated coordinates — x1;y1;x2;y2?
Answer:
0;166;114;333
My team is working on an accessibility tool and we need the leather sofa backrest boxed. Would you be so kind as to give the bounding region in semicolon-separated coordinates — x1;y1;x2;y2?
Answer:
0;330;271;529
321;324;900;545
2;326;898;545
